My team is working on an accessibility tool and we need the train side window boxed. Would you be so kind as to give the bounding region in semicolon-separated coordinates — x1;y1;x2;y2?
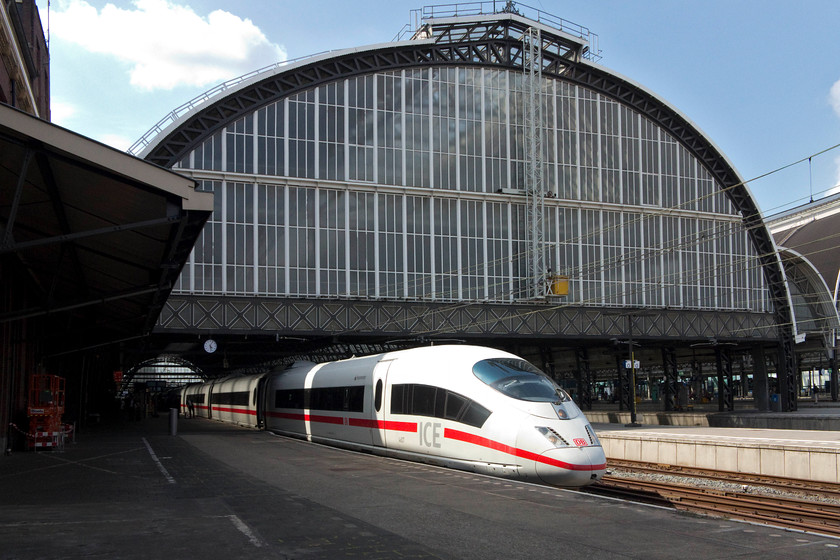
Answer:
460;402;491;428
298;386;365;412
345;386;364;412
411;385;436;416
444;392;468;421
211;391;249;406
389;384;492;428
434;389;446;418
374;380;383;412
276;389;305;409
390;384;405;414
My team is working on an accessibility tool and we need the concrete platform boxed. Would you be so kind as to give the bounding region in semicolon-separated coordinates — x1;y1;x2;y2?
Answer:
585;401;840;431
1;414;839;559
593;423;840;483
587;403;840;482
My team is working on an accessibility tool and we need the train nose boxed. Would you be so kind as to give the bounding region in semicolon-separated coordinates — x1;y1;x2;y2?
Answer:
535;445;607;487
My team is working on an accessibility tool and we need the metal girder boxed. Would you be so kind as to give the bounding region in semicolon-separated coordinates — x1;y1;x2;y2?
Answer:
0;216;180;254
1;283;169;324
156;296;778;343
0;146;31;248
144;209;209;336
2;141;92;307
780;248;840;339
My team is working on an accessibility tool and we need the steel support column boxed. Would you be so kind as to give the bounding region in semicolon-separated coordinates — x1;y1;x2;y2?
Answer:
739;358;748;399
574;346;592;411
690;360;703;407
614;355;626;412
778;328;798;411
715;347;734;412
752;346;769;411
661;347;678;412
617;357;633;414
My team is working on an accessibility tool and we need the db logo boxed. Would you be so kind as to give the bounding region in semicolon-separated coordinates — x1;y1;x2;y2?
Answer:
573;438;587;447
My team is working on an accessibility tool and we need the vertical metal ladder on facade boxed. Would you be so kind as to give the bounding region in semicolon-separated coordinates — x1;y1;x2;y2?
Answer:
523;26;546;300
523;26;571;300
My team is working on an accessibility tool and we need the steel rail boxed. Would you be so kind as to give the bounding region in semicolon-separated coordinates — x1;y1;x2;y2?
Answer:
584;472;840;538
606;458;840;501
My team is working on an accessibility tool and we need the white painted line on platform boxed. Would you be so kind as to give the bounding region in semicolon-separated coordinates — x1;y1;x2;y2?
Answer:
142;437;175;484
228;515;264;547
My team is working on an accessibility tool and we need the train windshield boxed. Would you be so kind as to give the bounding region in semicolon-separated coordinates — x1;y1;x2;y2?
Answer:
473;358;571;403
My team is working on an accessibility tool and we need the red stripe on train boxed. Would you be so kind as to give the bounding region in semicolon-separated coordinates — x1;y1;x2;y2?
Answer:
228;411;603;471
444;428;606;471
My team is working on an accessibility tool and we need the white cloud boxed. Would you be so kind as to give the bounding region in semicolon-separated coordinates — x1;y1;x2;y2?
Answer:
97;133;134;151
48;99;77;126
831;79;840;119
833;153;840;195
46;0;287;90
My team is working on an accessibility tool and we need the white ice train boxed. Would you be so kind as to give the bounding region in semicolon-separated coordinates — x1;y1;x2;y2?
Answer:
181;345;606;487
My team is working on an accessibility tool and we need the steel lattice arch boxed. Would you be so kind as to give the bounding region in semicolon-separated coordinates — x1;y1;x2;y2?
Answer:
133;4;829;411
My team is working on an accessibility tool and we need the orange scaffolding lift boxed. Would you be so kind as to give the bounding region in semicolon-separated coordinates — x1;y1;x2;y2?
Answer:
27;375;67;450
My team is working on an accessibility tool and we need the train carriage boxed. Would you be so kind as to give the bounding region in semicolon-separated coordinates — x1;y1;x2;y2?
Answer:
208;374;263;427
182;382;211;419
263;361;319;439
183;345;606;487
264;355;382;449
374;346;605;485
375;346;510;468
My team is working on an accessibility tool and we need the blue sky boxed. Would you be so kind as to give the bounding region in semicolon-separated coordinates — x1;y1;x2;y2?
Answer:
41;0;840;216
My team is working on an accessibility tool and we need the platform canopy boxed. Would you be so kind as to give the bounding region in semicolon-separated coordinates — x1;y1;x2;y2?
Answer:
0;103;213;356
769;194;840;296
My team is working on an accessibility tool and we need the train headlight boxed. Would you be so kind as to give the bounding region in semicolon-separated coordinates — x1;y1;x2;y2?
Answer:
536;426;570;448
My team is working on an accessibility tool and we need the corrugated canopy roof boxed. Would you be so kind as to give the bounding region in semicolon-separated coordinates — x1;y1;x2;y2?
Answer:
0;103;213;355
769;195;840;293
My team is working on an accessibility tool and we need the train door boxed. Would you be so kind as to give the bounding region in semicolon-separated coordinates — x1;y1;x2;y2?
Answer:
206;380;216;420
371;359;394;447
255;374;268;429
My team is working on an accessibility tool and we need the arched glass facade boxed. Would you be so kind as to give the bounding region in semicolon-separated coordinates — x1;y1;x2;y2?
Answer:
170;66;769;312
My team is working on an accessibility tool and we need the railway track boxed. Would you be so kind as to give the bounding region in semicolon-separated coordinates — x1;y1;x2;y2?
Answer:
581;460;840;538
607;458;840;501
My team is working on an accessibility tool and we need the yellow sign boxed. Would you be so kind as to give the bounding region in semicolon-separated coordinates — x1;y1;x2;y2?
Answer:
548;275;569;296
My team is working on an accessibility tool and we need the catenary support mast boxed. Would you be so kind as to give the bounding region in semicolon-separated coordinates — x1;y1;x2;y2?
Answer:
524;26;546;299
